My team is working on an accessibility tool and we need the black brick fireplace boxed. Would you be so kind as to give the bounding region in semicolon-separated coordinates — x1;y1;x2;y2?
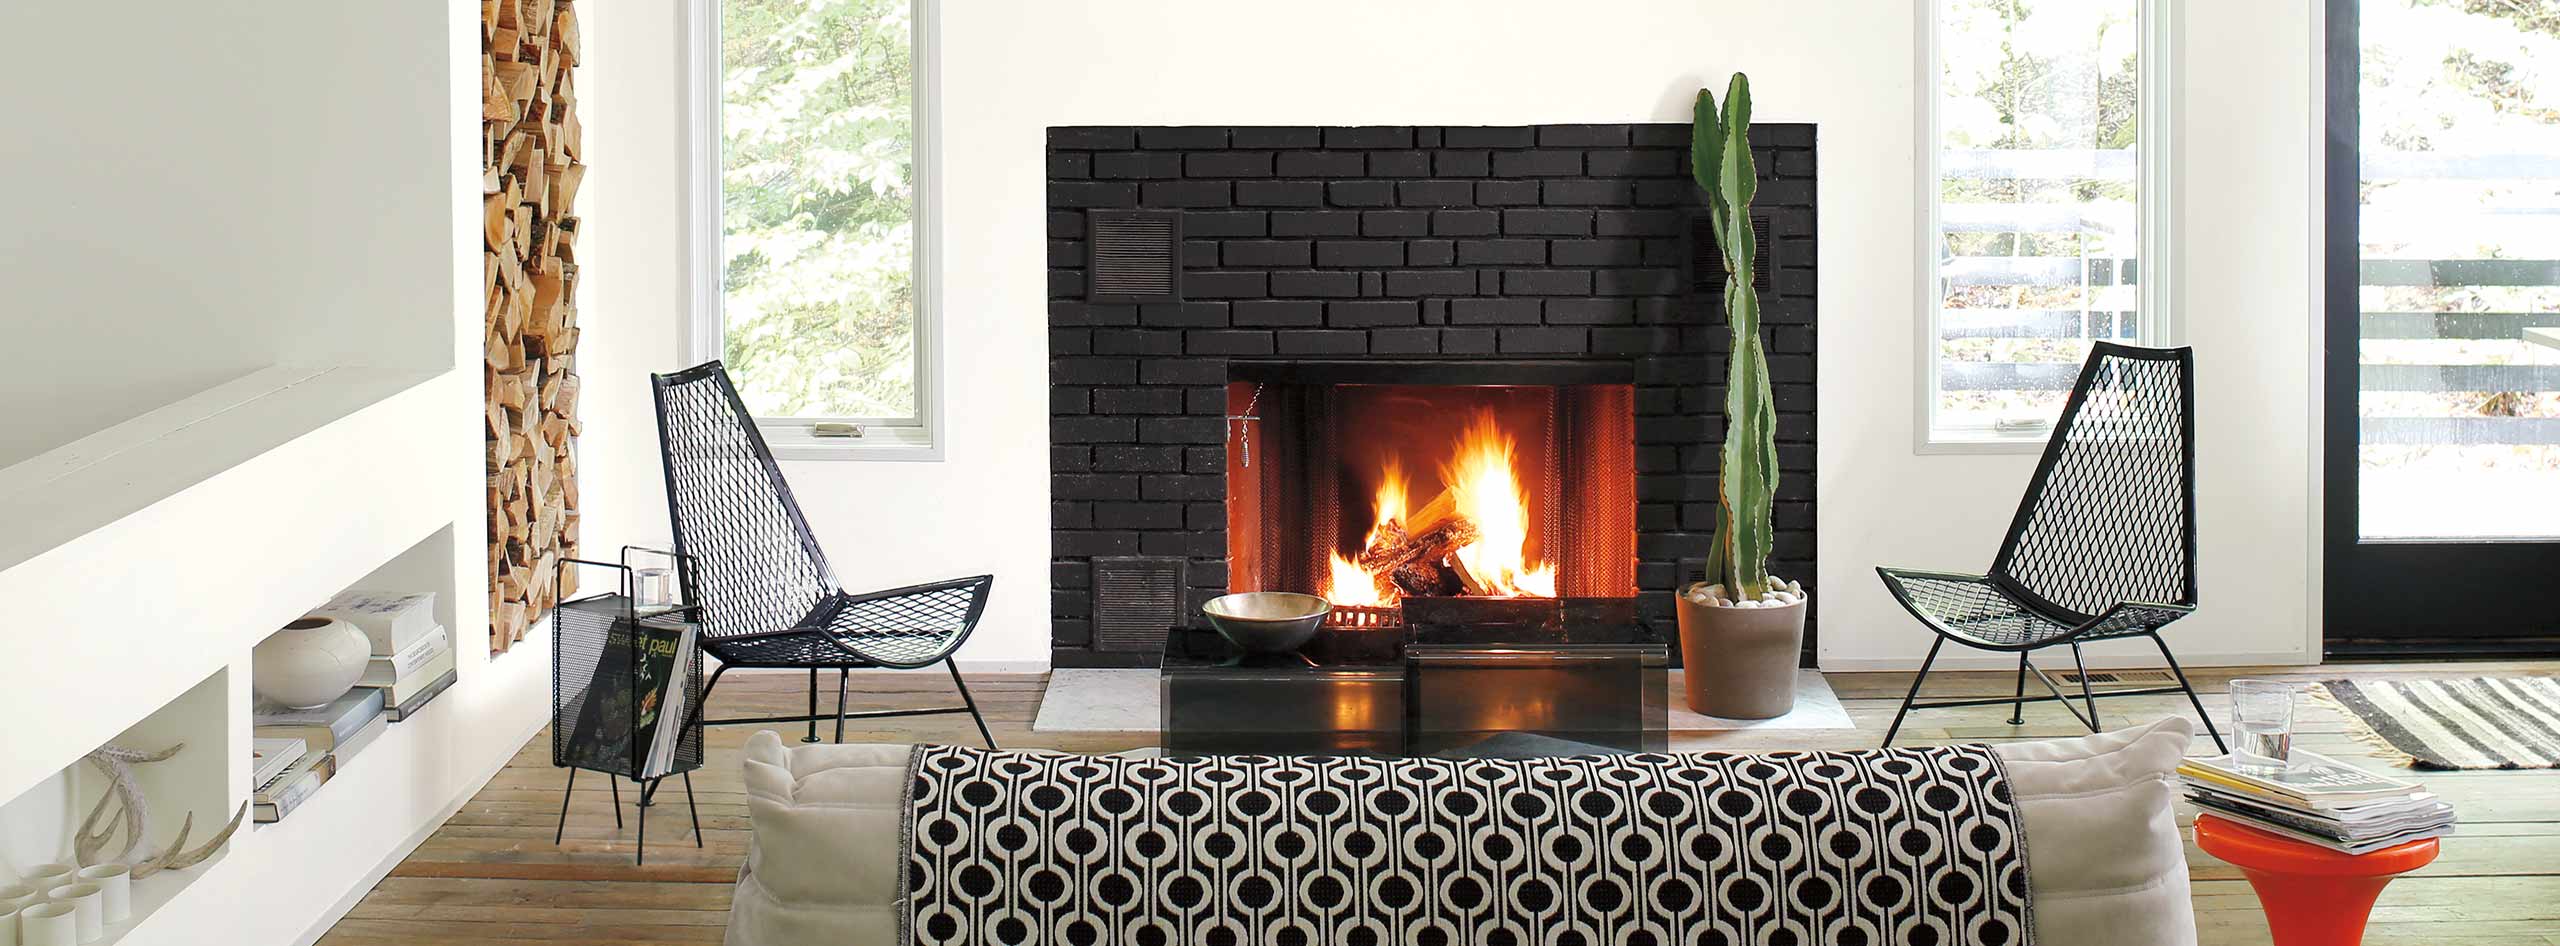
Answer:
1048;123;1816;668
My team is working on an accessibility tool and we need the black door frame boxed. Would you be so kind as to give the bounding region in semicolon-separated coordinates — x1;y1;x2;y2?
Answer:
2322;0;2560;657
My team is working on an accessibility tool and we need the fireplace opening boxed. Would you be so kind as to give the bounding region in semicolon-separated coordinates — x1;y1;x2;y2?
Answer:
1225;362;1637;636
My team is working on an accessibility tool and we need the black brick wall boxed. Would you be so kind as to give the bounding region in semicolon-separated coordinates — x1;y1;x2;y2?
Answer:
1049;124;1817;668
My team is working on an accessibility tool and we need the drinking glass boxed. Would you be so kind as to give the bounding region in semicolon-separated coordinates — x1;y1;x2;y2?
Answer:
2228;678;2296;773
633;567;677;611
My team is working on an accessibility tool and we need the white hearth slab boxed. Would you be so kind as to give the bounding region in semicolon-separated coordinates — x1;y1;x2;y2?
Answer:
1031;669;1160;732
1033;667;1854;734
1664;670;1855;731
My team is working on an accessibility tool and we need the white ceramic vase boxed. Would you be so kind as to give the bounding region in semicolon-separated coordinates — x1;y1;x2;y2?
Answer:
0;901;23;946
253;616;371;709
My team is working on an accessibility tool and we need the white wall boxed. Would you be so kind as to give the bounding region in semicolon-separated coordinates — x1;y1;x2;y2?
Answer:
584;0;2323;670
0;1;689;940
577;2;693;556
0;3;460;469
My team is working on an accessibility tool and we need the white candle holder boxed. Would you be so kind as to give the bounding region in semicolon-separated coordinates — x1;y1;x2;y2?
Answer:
17;870;71;900
40;885;98;944
70;866;127;926
16;902;75;946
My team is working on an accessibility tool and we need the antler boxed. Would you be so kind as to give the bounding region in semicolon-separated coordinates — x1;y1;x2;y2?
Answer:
73;742;238;876
131;804;245;879
74;743;180;867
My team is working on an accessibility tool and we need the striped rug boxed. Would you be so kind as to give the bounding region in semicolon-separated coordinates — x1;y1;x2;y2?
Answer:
2322;677;2560;770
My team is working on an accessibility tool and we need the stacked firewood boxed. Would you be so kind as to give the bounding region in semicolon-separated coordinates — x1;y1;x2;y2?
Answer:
1356;493;1483;600
479;0;583;651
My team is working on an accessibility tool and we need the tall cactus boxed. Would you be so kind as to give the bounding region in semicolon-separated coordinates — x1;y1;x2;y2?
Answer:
1692;74;1780;601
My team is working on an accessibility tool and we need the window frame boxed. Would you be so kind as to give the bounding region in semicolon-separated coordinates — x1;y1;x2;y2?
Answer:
683;0;945;461
1915;0;2180;454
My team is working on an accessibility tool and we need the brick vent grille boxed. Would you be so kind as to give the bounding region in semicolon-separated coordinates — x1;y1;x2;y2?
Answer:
1091;556;1188;653
1086;210;1184;303
1047;124;1818;668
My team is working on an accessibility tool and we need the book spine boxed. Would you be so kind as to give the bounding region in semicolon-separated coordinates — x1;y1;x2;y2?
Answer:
256;771;325;823
386;670;458;721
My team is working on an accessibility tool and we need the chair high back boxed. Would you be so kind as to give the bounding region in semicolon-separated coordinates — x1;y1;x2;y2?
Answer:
651;362;839;643
1990;343;2197;620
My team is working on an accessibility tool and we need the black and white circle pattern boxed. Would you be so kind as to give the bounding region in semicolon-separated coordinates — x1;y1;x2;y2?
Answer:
905;745;2031;945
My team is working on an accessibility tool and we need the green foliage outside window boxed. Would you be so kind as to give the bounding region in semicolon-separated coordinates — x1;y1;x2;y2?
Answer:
721;0;918;420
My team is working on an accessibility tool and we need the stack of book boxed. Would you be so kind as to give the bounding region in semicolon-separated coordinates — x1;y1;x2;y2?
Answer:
252;687;389;823
312;590;458;721
2179;751;2456;854
251;737;306;790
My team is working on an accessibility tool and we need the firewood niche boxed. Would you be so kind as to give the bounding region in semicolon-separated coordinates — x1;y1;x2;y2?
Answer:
479;0;584;652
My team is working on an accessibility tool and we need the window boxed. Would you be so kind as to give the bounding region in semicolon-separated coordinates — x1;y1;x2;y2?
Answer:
1922;0;2172;449
689;0;939;458
2348;0;2560;540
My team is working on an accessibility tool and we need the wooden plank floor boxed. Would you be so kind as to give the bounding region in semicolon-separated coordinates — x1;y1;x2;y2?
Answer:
319;661;2560;945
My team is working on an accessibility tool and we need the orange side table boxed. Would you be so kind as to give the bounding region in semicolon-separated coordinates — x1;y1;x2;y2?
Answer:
2193;813;2440;946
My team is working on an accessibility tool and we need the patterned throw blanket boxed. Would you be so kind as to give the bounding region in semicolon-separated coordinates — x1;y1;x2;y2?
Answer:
904;745;2034;945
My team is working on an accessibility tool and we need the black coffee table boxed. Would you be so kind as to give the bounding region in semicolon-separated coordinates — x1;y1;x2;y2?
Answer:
1159;624;1666;756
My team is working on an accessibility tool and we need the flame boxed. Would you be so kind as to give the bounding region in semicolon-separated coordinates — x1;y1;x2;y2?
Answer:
1327;550;1390;607
1439;413;1558;598
1321;410;1556;606
1365;458;1409;549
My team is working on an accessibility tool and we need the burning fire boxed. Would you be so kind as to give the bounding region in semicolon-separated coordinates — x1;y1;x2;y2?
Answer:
1324;411;1557;606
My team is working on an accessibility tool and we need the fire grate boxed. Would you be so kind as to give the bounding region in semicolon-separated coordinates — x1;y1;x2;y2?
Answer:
1325;604;1402;630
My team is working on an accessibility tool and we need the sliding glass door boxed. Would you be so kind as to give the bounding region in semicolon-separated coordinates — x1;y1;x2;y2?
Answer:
2326;0;2560;653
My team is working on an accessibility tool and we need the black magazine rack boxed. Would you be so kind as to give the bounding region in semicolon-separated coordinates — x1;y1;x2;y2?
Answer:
551;547;705;865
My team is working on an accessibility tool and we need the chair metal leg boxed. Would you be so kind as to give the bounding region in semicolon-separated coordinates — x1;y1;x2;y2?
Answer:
2068;642;2100;731
834;668;851;744
802;667;822;743
2008;653;2030;726
1882;638;1946;748
947;657;997;749
609;774;624;829
2149;631;2230;754
694;663;729;729
554;767;577;845
683;770;703;848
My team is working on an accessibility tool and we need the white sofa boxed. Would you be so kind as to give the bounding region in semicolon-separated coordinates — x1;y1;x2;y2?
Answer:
723;717;2198;946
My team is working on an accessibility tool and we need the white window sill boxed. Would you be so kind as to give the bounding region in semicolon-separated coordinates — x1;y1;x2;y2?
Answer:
758;423;943;462
1916;427;2051;456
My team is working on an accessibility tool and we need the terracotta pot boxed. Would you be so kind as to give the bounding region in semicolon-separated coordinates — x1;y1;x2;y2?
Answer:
1674;582;1807;719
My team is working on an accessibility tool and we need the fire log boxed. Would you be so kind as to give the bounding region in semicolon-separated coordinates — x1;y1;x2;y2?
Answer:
1389;562;1442;598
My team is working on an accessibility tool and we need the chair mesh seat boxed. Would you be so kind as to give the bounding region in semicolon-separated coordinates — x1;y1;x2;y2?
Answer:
1880;571;2169;649
707;630;882;668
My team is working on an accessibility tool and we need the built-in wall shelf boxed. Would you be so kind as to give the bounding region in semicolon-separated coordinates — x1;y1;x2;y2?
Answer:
0;363;462;798
0;361;553;945
0;364;441;574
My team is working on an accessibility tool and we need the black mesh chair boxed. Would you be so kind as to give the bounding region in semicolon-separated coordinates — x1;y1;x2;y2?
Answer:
651;362;996;747
1877;343;2224;752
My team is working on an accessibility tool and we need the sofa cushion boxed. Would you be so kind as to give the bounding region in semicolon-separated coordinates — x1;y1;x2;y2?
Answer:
1991;715;2199;946
725;718;2197;946
725;731;910;946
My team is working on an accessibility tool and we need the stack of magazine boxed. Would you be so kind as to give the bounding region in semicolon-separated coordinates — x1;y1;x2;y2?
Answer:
2179;750;2455;854
561;605;701;780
